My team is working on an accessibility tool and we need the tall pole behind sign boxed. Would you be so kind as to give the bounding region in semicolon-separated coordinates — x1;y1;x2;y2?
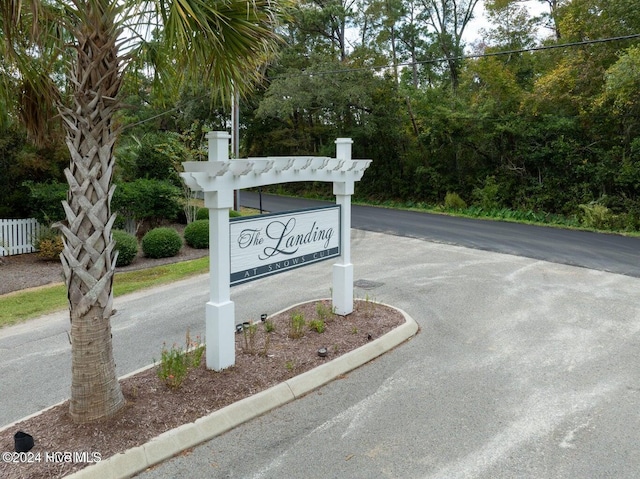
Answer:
231;89;240;211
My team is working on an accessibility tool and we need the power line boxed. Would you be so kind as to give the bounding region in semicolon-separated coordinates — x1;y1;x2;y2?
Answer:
125;32;640;126
121;93;214;131
462;33;640;62
272;33;640;79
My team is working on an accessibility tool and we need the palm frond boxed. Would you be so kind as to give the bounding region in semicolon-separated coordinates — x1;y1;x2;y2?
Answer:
160;0;287;101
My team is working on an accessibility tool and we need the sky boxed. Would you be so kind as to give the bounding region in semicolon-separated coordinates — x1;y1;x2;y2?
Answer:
464;0;551;44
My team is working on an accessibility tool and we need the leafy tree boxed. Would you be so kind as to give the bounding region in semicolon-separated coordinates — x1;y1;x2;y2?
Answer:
0;127;68;218
0;127;29;217
112;179;182;234
418;0;482;89
23;180;68;224
538;0;566;40
292;0;357;61
595;46;640;205
132;132;186;185
1;0;285;423
483;1;537;51
600;45;640;136
486;0;566;40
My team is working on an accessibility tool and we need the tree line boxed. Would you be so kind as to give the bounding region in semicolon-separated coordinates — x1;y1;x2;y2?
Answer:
241;0;640;229
2;0;640;231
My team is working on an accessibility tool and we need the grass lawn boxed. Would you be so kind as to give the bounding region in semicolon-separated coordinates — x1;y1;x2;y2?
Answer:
0;257;209;328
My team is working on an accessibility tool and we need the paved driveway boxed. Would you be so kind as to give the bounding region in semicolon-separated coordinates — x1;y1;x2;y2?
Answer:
136;230;640;479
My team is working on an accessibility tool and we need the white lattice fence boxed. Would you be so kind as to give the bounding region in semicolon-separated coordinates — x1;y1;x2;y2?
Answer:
0;219;42;256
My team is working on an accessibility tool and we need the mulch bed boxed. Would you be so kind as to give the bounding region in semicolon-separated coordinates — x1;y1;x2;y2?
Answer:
0;299;405;479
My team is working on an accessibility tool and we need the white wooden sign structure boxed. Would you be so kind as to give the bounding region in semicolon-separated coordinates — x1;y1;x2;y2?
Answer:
181;132;371;370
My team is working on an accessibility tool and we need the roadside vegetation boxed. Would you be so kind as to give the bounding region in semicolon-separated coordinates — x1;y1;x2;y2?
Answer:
262;186;640;236
364;199;640;236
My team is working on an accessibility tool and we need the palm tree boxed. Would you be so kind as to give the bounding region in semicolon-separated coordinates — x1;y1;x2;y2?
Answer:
1;0;284;423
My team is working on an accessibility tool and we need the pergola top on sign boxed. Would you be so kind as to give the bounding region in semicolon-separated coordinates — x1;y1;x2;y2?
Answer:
181;132;371;192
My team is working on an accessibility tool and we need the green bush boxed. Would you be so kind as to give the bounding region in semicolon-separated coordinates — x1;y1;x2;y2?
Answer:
135;133;184;186
183;220;209;249
23;181;67;224
195;207;208;220
112;229;138;266
578;203;624;231
472;176;501;210
112;179;182;230
195;208;240;220
444;192;467;210
141;227;183;258
33;226;64;260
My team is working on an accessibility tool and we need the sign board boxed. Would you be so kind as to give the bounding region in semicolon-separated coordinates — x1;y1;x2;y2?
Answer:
230;206;341;285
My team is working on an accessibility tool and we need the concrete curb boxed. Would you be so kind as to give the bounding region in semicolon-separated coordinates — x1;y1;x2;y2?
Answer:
59;302;418;479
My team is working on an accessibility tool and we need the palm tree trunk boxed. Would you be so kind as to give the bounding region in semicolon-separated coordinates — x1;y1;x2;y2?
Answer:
69;305;124;422
55;11;125;423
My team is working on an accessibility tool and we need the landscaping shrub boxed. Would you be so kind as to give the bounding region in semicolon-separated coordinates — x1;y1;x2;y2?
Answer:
195;208;241;220
33;226;64;260
183;220;209;249
444;192;467;210
112;179;182;234
112;229;138;266
141;227;183;258
195;207;208;220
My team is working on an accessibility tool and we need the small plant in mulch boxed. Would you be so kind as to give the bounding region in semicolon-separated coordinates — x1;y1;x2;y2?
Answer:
361;293;377;319
156;330;204;388
315;301;334;322
242;322;259;355
265;319;276;333
308;319;326;333
239;321;273;356
261;331;271;357
288;311;306;339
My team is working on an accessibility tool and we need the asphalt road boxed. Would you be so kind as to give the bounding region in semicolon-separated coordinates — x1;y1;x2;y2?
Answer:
2;198;640;478
240;191;640;278
134;230;640;479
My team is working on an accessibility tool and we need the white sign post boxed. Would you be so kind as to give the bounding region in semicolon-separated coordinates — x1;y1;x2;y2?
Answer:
181;132;371;370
